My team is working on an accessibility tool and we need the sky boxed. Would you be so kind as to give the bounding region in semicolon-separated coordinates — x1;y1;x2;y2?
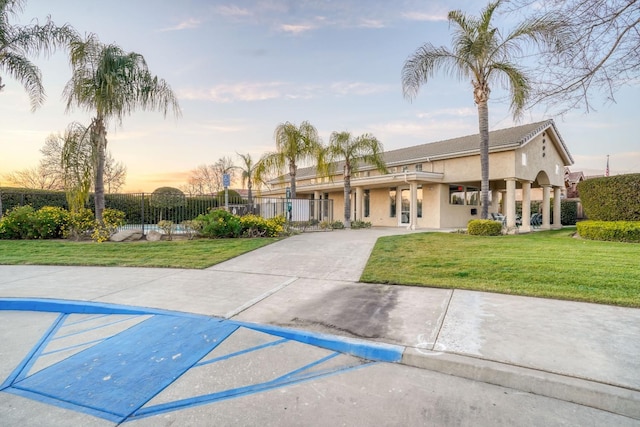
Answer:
1;0;639;192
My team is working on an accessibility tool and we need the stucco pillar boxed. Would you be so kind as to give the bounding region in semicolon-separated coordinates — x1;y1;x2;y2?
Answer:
490;188;500;214
410;182;418;230
520;180;532;233
355;187;364;221
505;178;517;230
313;191;320;221
541;185;551;230
553;186;562;230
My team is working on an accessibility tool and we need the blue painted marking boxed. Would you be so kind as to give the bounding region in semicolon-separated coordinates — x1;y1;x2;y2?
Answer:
235;321;405;363
53;314;141;339
0;313;67;389
40;337;106;356
130;359;376;421
13;315;238;420
63;313;111;326
195;338;289;367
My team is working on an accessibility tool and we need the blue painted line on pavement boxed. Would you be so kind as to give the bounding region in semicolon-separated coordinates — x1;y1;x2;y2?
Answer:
63;313;110;326
0;313;67;390
195;337;289;367
13;315;238;421
129;358;376;421
53;314;142;339
234;321;405;363
40;337;106;356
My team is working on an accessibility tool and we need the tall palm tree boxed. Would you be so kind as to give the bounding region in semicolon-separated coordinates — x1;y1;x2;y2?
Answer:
237;152;266;205
402;0;565;219
325;131;387;228
0;0;76;110
63;33;181;221
262;120;323;199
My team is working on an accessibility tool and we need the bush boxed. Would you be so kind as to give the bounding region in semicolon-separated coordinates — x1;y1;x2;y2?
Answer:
560;200;577;225
33;206;70;239
181;220;203;240
196;209;242;238
91;208;127;243
66;208;95;240
158;220;175;240
578;174;640;221
0;205;36;239
330;220;345;230
240;214;285;237
577;220;640;243
351;220;372;229
467;219;502;236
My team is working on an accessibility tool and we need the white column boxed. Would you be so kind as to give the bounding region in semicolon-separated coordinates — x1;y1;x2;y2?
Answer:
505;178;517;230
410;182;418;230
313;191;320;221
520;180;532;233
355;187;364;221
490;188;500;215
541;185;551;230
553;186;562;230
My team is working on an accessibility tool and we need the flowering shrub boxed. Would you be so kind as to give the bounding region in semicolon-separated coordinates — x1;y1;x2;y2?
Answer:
240;214;285;237
65;208;95;240
0;205;69;239
91;208;126;243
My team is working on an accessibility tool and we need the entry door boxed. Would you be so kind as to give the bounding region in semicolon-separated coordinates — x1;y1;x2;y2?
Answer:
400;188;410;224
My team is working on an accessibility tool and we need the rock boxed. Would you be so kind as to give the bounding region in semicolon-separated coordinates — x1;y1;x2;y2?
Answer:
110;229;144;242
146;230;162;241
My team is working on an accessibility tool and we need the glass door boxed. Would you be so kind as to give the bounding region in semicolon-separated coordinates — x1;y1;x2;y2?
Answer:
400;188;410;224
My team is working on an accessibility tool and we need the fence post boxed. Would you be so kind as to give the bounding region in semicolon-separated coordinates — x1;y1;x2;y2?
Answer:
141;193;145;235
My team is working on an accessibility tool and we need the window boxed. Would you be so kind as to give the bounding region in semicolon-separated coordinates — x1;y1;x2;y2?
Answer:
402;165;409;172
417;186;423;218
364;189;370;218
449;185;465;205
466;186;479;205
389;187;397;217
522;153;527;166
415;164;423;172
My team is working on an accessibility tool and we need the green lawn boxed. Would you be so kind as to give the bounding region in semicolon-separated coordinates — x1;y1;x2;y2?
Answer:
361;229;640;307
0;238;278;269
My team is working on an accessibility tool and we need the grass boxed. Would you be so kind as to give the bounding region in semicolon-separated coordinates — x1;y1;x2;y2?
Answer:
361;228;640;308
0;238;278;269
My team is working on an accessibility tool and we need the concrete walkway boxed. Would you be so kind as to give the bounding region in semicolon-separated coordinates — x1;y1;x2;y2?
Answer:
1;228;639;424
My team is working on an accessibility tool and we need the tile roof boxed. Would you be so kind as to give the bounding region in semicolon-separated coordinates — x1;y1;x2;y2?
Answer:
293;119;570;179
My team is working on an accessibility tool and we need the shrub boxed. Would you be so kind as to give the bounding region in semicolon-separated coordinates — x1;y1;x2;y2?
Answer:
351;220;372;229
0;205;36;239
577;220;640;243
467;219;502;236
560;200;577;225
33;206;70;239
66;208;95;241
158;220;175;240
240;214;284;237
196;208;242;238
181;220;203;240
90;208;126;243
330;220;345;230
577;174;640;221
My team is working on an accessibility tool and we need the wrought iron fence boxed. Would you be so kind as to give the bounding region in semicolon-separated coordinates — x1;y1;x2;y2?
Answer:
0;189;334;234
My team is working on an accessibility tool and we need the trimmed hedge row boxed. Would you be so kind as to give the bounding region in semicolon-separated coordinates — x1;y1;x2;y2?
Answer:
576;220;640;243
577;174;640;221
467;219;502;236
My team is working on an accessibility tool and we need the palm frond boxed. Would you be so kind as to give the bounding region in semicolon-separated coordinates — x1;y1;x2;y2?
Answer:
402;44;466;100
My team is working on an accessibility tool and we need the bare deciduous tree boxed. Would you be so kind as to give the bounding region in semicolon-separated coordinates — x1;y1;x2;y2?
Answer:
181;157;237;196
514;0;640;111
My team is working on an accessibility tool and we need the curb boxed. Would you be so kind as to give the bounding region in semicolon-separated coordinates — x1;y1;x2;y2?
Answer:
402;347;640;420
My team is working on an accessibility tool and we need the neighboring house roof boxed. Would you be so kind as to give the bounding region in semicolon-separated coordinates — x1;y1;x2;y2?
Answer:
291;120;572;181
565;171;585;184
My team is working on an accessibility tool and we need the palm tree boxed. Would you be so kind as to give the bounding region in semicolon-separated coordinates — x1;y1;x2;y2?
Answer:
324;131;387;228
1;0;76;110
63;33;181;221
262;120;323;199
237;152;266;205
402;0;565;219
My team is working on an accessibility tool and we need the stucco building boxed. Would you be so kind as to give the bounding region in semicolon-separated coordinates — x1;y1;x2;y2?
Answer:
266;120;574;231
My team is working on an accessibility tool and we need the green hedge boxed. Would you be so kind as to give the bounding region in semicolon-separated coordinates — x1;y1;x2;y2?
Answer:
0;188;68;214
560;200;577;225
467;219;502;236
576;220;640;243
577;174;640;221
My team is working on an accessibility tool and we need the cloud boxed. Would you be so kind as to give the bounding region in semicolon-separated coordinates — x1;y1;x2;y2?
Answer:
215;5;251;17
178;80;392;103
279;23;316;34
416;107;476;119
358;19;385;29
159;18;201;32
401;11;447;22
